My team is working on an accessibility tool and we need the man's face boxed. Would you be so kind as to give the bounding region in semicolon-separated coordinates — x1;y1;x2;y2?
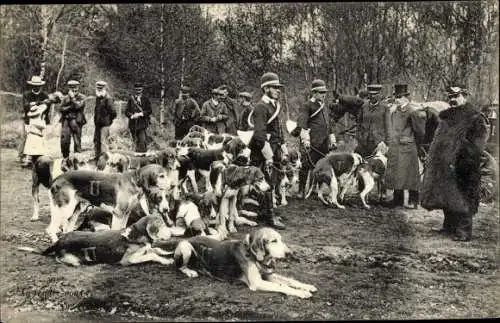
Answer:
395;95;409;107
32;85;41;94
181;92;189;99
241;98;250;106
68;86;78;94
368;92;380;104
135;88;143;96
265;86;281;100
312;91;326;102
448;93;466;107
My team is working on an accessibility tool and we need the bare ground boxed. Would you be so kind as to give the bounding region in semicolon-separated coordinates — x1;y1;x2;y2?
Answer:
1;147;499;322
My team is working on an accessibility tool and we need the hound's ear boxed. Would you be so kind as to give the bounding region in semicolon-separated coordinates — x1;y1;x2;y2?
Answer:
118;156;129;173
138;166;160;191
146;216;163;241
246;230;266;262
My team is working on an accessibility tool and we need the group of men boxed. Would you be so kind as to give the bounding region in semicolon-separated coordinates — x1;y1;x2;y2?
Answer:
19;71;489;241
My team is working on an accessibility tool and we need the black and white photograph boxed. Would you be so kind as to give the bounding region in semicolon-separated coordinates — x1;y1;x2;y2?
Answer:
0;2;498;322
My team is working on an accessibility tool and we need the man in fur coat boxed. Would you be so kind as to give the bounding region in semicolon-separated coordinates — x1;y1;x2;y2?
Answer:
421;86;489;241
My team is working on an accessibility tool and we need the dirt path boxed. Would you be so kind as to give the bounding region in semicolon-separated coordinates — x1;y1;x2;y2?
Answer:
1;147;499;321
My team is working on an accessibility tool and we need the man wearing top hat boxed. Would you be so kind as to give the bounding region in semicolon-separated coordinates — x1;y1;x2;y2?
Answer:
218;84;239;135
125;82;152;152
355;84;389;157
173;85;200;139
93;81;116;158
296;79;337;199
237;92;255;131
421;86;489;242
248;72;288;230
384;84;426;209
60;79;86;158
20;76;50;166
199;88;229;134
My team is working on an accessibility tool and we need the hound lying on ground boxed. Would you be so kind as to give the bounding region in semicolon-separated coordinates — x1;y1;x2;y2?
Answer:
174;227;317;298
47;164;177;242
18;215;174;266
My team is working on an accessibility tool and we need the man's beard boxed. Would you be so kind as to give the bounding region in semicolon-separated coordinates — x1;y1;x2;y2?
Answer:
96;89;106;97
32;89;41;95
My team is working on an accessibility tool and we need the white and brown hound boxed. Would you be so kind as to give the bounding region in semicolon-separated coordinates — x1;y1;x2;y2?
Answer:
174;227;317;298
18;215;174;266
31;153;93;221
46;164;177;243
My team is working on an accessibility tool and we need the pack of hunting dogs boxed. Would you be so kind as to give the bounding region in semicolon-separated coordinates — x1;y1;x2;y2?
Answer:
16;115;402;299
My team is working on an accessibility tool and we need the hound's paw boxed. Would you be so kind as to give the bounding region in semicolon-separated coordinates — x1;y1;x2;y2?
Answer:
336;205;346;209
160;258;174;265
94;224;111;231
181;268;199;278
280;200;288;206
293;290;313;299
363;204;371;210
30;216;39;222
247;220;258;227
228;223;237;233
301;284;318;293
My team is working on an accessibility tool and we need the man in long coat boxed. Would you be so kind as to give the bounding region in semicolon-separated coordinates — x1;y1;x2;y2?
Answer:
237;92;254;131
384;84;426;208
218;85;239;135
93;81;116;158
296;79;337;199
421;86;489;241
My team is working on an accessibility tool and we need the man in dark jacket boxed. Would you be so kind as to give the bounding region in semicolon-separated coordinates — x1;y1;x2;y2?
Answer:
218;85;239;135
296;79;337;199
93;81;116;158
248;72;288;230
125;82;152;152
173;85;200;139
20;76;50;166
60;80;86;158
237;92;254;131
421;86;489;241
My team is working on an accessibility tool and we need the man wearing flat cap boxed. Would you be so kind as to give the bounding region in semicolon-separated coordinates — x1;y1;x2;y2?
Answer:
218;85;239;135
125;82;152;152
295;79;338;199
421;86;489;242
237;92;255;131
20;76;50;166
248;72;288;230
59;79;86;158
199;88;229;134
93;81;116;158
384;84;426;209
173;85;200;139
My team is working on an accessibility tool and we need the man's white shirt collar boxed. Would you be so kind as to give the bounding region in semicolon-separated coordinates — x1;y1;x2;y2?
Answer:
212;98;219;106
262;94;277;106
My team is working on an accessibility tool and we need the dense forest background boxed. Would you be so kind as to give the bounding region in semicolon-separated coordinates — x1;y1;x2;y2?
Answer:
1;2;498;120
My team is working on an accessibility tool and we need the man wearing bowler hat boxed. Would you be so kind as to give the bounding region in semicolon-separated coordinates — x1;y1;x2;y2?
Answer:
20;76;50;166
60;79;86;158
173;85;200;139
125;82;152;152
248;72;288;230
296;79;338;199
93;81;116;158
384;84;426;209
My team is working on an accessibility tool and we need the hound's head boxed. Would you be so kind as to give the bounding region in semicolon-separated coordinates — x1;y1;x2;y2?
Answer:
179;137;206;150
245;227;291;264
224;137;250;166
282;149;301;188
197;191;218;219
122;215;171;243
146;187;173;226
373;141;389;156
63;152;93;171
159;148;180;170
138;164;178;195
188;125;211;136
224;165;270;192
102;152;130;173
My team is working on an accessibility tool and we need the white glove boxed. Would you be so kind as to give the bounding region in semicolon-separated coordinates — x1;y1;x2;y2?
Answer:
281;144;289;160
300;128;311;148
329;133;337;149
261;141;274;163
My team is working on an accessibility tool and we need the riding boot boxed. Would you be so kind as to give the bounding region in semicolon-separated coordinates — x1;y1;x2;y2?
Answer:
257;191;285;230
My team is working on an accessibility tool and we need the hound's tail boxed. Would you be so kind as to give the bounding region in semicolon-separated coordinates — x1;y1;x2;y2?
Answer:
17;246;44;254
18;241;59;256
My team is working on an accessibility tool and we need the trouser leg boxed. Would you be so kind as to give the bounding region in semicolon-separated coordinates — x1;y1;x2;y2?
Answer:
136;129;147;152
69;120;82;153
19;123;27;159
94;126;101;158
392;189;404;206
442;208;457;234
408;190;419;205
455;212;473;240
61;120;72;158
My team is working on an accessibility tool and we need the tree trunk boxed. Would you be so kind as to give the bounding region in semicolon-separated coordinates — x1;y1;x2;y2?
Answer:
160;4;165;124
39;5;50;79
55;34;68;91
